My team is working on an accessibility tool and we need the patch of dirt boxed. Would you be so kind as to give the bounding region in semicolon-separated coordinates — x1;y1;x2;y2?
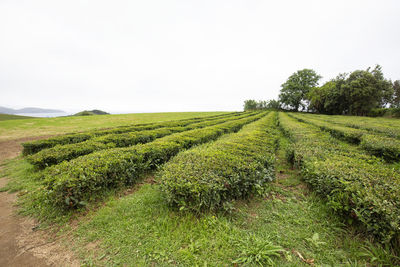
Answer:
16;217;80;267
0;136;53;162
0;135;80;266
0;180;49;267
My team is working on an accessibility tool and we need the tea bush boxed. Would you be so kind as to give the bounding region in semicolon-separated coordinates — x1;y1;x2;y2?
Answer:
159;112;279;212
38;112;265;209
279;113;400;244
27;113;253;169
22;112;241;155
291;113;400;162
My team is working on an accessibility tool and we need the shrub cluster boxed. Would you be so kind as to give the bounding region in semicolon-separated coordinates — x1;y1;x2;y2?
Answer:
279;113;400;244
37;112;265;209
291;113;400;162
305;113;400;139
22;112;240;155
27;113;255;169
159;112;279;212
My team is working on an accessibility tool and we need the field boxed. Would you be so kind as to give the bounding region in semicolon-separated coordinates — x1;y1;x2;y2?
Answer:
1;111;400;266
0;113;33;121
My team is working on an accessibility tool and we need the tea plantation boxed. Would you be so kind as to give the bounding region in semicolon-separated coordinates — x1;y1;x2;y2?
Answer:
2;111;400;266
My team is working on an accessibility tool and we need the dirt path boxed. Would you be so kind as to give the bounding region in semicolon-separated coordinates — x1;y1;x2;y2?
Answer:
0;136;78;267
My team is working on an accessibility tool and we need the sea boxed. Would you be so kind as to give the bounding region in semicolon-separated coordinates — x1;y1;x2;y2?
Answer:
15;112;72;118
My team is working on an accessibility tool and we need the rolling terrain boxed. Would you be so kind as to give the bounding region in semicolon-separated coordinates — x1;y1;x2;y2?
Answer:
1;111;399;266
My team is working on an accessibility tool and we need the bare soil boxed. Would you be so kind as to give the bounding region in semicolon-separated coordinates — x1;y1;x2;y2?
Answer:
0;136;79;267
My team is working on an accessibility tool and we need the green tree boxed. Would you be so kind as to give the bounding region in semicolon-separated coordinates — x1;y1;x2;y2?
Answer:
243;99;258;111
392;80;400;108
279;69;321;111
308;66;394;116
266;99;281;109
370;65;394;107
343;65;393;115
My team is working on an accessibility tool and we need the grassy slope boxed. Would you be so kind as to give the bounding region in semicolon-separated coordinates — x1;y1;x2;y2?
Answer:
0;112;227;141
69;135;394;266
0;113;33;121
1;112;397;266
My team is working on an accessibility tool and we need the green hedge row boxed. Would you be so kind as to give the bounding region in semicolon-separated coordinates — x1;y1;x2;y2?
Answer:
305;113;400;139
27;113;255;170
37;112;265;210
360;134;400;162
22;112;241;155
159;112;279;212
291;113;400;162
279;113;400;244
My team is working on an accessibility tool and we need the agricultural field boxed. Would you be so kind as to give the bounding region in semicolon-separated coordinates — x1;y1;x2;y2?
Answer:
1;111;400;266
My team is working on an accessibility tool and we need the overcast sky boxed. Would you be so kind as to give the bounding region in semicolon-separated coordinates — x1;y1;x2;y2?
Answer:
1;0;399;113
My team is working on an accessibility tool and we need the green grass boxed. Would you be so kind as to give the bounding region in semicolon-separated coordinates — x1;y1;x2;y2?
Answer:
0;113;33;121
0;111;228;141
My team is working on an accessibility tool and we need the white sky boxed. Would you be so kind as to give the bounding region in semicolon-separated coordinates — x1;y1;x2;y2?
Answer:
1;0;399;113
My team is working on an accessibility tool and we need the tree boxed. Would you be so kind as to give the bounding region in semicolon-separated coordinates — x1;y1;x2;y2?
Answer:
392;80;400;108
308;81;335;114
279;69;321;111
266;99;281;109
308;65;394;116
256;100;267;110
343;65;393;115
370;65;394;107
243;99;258;111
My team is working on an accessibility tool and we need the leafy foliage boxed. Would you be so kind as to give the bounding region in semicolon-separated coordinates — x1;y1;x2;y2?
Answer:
308;65;394;115
34;112;265;210
291;113;400;162
279;113;400;245
243;100;280;111
279;69;321;111
26;112;251;169
21;112;238;155
159;112;279;212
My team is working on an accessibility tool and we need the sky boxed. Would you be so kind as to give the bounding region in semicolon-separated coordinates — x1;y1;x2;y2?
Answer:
1;0;399;113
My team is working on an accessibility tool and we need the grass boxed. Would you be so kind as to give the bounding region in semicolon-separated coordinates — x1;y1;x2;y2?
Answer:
0;113;33;121
0;111;228;141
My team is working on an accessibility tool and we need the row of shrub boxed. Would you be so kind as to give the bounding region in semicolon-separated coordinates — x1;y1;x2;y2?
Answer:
306;113;400;139
22;112;241;155
27;112;255;170
290;113;400;162
36;112;266;210
159;112;280;212
279;113;400;245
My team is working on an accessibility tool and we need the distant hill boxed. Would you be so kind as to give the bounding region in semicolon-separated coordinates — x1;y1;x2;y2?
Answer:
0;106;64;114
0;113;34;121
73;110;110;116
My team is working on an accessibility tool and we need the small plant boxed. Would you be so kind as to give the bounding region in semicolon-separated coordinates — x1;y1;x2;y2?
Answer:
358;242;400;266
232;234;283;266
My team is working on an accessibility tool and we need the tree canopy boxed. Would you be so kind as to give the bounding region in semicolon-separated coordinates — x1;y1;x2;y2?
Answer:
308;65;394;115
278;69;321;111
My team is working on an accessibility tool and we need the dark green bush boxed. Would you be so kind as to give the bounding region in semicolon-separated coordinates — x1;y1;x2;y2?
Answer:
159;112;279;212
368;108;387;117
